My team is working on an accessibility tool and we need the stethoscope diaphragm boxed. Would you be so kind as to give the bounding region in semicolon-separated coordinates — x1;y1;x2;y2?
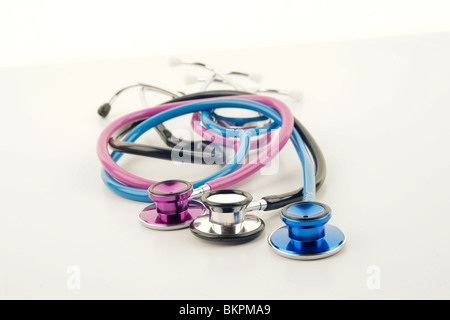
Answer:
189;189;265;243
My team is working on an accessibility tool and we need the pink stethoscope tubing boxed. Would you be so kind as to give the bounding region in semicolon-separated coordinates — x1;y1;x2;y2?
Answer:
97;95;293;190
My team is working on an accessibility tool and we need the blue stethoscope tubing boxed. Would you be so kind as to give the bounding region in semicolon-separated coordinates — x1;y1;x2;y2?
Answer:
101;98;315;203
101;98;278;201
200;110;316;201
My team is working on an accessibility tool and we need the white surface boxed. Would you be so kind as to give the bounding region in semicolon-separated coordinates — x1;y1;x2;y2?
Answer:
2;0;450;67
1;32;450;300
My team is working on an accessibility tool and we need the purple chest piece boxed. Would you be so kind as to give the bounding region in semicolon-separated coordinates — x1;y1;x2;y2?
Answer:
138;180;207;230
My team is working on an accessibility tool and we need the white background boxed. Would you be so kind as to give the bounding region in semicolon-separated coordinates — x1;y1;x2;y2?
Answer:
2;0;450;68
1;1;450;300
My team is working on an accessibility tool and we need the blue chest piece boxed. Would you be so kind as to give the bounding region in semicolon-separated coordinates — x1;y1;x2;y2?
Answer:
268;201;346;260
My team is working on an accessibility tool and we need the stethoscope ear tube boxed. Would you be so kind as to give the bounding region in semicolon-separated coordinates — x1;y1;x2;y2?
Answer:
153;90;251;149
109;120;220;164
106;91;327;210
262;118;326;211
107;90;251;164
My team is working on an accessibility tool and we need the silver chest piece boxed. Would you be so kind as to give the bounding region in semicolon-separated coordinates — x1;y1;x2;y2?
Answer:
189;190;265;243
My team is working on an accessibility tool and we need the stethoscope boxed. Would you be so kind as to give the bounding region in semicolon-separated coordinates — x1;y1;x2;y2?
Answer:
97;59;346;260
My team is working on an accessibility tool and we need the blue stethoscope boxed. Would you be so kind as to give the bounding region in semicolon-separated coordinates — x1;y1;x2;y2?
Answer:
97;62;346;260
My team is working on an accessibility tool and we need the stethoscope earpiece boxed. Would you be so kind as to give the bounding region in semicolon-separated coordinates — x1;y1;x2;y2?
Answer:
189;190;265;243
268;201;346;260
138;179;207;230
